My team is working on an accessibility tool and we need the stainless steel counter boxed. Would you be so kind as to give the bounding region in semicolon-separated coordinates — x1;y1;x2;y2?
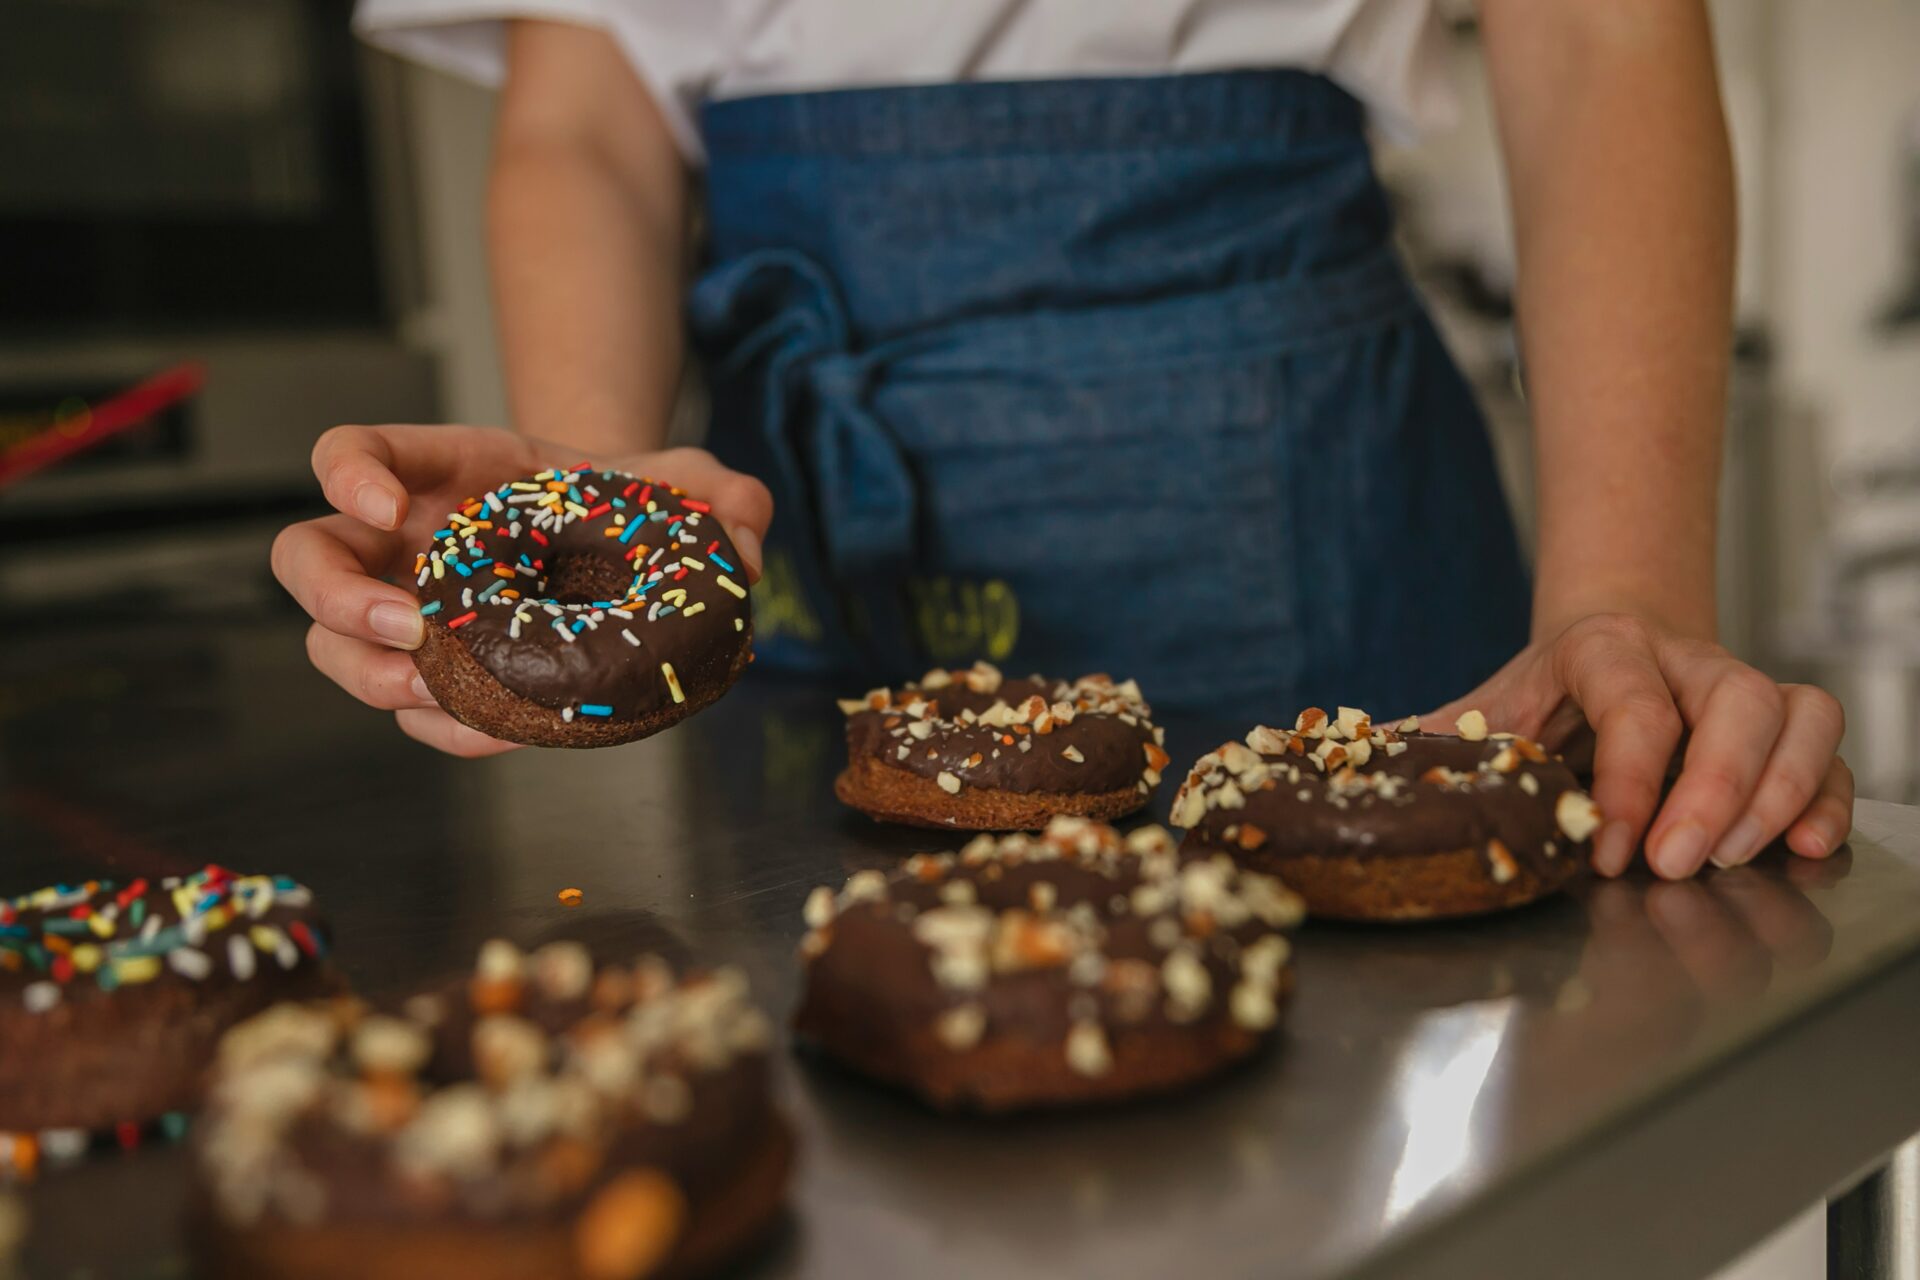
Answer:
6;614;1920;1280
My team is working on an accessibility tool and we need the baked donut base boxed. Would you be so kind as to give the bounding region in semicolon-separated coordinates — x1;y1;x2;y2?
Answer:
834;757;1149;832
795;976;1289;1112
0;965;339;1134
1205;843;1582;922
411;619;753;749
194;1120;794;1280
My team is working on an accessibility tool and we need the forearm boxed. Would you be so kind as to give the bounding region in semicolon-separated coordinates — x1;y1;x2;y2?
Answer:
1481;0;1735;641
488;20;689;457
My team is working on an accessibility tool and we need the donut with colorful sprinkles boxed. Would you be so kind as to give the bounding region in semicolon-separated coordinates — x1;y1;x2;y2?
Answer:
193;940;792;1280
793;818;1304;1111
410;466;754;748
1172;707;1603;921
0;867;334;1150
834;662;1169;831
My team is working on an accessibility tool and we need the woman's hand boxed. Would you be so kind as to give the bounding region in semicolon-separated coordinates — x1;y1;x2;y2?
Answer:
1425;613;1852;880
270;424;772;757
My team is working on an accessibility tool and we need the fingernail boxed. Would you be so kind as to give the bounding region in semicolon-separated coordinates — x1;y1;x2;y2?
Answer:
410;672;432;703
369;601;424;649
1792;822;1837;859
727;524;764;580
1652;821;1709;879
1594;821;1635;876
1709;816;1765;869
1790;829;1829;859
355;482;399;529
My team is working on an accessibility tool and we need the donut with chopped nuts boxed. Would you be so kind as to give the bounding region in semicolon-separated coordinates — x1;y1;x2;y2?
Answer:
411;466;753;748
793;817;1304;1111
833;662;1168;830
192;940;790;1280
1173;707;1602;921
0;867;335;1150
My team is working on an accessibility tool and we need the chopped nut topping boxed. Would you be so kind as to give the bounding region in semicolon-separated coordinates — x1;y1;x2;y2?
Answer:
352;1016;431;1077
1487;839;1518;885
1456;709;1489;741
1065;1020;1113;1077
1161;949;1212;1021
936;771;963;794
1230;981;1278;1031
935;1003;987;1051
1555;790;1603;843
1061;745;1085;763
842;869;889;904
1245;725;1291;756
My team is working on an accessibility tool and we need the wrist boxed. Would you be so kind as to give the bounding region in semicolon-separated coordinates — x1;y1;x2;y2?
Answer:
1531;579;1718;646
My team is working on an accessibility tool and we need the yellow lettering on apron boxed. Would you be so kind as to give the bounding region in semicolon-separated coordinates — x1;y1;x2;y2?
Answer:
748;549;825;644
908;576;1020;663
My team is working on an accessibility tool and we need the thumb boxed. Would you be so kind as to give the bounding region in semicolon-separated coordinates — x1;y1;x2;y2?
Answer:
1421;649;1559;740
619;448;776;583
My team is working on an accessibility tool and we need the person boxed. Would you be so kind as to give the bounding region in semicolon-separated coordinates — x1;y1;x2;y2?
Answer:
270;0;1853;881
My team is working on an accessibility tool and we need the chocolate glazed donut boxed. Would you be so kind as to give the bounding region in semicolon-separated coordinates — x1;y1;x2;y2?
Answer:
0;868;335;1158
793;818;1304;1111
410;467;753;748
193;940;792;1280
834;662;1169;831
1173;707;1604;921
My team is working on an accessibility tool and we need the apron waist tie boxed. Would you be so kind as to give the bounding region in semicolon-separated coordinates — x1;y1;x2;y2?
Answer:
691;249;920;583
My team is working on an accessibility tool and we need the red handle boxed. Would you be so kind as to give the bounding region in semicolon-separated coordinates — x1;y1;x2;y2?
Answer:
0;362;207;490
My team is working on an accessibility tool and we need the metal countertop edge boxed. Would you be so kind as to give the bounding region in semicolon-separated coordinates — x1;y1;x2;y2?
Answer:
1337;929;1920;1280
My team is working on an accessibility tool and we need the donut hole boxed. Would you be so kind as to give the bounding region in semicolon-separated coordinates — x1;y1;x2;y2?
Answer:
541;552;635;606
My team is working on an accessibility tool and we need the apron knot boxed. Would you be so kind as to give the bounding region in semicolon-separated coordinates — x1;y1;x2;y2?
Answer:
690;249;919;581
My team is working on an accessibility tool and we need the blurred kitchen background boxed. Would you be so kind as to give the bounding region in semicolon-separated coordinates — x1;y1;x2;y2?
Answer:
1;0;1917;799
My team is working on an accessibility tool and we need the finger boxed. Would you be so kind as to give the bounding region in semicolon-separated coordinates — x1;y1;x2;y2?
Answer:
312;424;412;531
1643;647;1786;879
1421;654;1542;737
394;708;521;758
1706;685;1845;868
1555;624;1683;877
1786;757;1854;860
270;516;423;649
306;624;437;711
641;448;775;582
1644;879;1772;1003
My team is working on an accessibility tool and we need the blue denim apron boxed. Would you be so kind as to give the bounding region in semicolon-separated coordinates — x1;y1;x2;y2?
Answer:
690;71;1529;717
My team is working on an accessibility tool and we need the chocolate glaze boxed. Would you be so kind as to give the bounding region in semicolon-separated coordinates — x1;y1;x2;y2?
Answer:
795;821;1303;1085
0;869;334;1133
1175;713;1600;884
841;665;1166;797
414;468;751;721
0;868;329;1016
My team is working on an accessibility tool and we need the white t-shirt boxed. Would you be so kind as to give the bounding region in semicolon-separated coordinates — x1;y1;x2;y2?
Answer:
355;0;1454;161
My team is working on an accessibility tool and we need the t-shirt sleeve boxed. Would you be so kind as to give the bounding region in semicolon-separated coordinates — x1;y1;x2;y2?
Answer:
352;0;613;89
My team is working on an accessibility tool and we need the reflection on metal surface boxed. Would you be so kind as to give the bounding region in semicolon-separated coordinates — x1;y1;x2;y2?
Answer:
5;620;1920;1280
1382;1001;1516;1225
